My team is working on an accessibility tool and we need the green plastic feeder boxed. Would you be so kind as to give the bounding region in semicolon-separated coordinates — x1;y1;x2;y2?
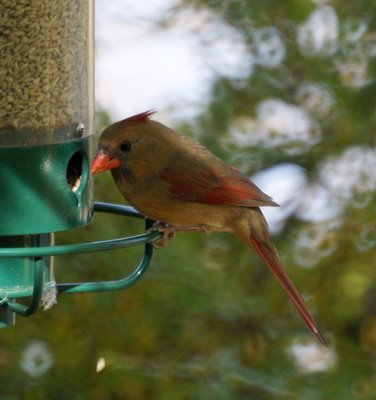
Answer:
0;136;93;235
0;202;161;328
0;0;160;327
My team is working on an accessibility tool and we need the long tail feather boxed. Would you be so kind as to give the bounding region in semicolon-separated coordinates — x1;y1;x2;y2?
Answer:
249;235;326;345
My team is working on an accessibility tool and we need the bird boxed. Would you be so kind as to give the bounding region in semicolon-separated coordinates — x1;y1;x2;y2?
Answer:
91;110;325;344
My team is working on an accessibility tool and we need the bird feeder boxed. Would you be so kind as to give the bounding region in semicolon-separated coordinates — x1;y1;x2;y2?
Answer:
0;1;159;327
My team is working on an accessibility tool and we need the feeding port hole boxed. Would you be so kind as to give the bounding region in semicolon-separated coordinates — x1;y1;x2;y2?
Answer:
66;151;84;192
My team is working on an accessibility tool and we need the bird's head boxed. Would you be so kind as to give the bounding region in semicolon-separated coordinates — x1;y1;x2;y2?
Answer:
91;110;157;175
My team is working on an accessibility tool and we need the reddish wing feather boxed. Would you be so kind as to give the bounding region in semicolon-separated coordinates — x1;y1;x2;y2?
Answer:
161;165;278;207
161;168;219;202
203;174;277;207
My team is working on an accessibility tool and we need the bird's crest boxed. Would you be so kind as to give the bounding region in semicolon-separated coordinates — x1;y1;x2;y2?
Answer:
118;110;156;126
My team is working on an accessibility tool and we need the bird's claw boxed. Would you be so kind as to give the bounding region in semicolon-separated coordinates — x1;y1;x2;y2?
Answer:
148;222;176;248
148;222;211;248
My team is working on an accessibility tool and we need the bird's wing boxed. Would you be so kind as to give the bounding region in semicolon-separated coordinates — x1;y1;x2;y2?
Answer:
160;159;278;208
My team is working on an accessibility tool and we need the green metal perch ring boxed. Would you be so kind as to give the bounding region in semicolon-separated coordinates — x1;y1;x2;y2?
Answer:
0;202;162;317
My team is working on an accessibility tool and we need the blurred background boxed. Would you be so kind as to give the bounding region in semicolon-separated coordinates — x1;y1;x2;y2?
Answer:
2;0;376;398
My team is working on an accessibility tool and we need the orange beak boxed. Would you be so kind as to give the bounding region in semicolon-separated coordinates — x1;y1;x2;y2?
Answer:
91;150;121;175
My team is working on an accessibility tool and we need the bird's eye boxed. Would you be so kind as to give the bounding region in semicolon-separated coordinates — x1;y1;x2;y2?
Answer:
120;141;131;152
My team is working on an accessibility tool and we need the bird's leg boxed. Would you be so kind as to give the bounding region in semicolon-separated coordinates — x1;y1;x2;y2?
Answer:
149;222;211;248
148;223;176;248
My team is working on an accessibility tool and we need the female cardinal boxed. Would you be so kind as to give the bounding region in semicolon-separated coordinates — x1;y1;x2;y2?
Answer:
91;110;325;344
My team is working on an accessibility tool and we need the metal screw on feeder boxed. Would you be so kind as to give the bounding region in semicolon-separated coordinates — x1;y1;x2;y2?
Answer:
0;1;160;327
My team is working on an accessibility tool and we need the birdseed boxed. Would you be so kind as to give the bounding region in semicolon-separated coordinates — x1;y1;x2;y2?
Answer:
0;0;93;146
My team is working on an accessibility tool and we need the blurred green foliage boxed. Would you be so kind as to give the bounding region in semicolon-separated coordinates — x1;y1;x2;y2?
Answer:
2;1;376;399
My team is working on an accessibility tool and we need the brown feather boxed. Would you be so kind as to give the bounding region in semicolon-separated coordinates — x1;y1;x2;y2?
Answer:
118;110;156;126
91;111;325;344
161;163;278;208
249;236;325;344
